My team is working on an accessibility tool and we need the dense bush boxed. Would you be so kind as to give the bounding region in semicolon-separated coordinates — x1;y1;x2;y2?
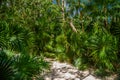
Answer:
0;50;48;80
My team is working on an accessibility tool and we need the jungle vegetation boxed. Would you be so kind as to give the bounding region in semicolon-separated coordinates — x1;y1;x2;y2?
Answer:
0;0;120;79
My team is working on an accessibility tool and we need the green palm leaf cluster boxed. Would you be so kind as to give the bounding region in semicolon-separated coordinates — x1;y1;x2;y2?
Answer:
0;50;49;80
0;58;14;80
13;54;48;80
0;50;15;80
0;21;33;53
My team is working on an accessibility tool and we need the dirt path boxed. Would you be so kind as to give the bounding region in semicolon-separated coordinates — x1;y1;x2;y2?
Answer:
43;58;117;80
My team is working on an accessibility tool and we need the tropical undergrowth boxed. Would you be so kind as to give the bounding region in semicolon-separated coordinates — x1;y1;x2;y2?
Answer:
0;0;120;79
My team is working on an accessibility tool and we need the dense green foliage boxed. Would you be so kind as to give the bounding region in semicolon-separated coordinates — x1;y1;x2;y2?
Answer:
0;0;120;79
0;50;48;80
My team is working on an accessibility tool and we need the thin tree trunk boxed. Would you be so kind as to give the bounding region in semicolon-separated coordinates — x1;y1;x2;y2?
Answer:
61;0;77;33
62;0;65;21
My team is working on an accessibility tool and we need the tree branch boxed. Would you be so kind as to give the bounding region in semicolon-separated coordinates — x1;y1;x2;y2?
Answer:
69;20;77;33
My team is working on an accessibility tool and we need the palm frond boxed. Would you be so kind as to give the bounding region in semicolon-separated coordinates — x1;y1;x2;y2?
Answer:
0;50;15;80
